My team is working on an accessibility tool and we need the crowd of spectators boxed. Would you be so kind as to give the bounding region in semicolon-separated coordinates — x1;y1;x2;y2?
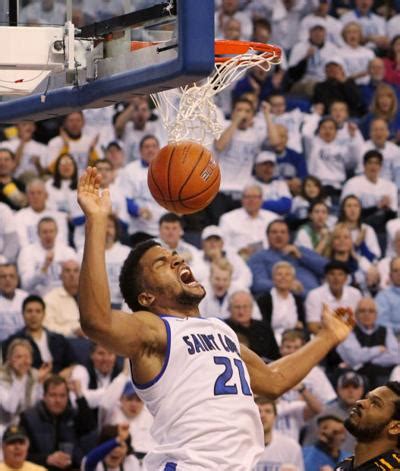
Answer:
1;0;400;470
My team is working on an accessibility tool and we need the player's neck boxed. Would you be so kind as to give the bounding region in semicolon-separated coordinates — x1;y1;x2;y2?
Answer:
354;440;394;467
153;304;200;318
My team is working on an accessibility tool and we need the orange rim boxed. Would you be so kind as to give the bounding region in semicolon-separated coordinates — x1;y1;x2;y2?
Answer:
214;39;281;63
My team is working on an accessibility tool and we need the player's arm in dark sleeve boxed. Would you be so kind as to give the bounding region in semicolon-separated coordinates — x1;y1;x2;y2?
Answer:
241;305;354;398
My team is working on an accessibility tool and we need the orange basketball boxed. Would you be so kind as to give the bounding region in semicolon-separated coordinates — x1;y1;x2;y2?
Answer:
148;141;221;214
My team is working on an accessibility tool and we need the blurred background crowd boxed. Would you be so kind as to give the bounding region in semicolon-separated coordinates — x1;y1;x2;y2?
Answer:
0;0;400;470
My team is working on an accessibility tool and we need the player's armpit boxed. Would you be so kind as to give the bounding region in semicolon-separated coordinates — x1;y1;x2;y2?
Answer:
82;308;167;360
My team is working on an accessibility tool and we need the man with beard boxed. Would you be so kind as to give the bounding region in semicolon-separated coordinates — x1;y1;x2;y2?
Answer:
336;381;400;470
77;167;355;471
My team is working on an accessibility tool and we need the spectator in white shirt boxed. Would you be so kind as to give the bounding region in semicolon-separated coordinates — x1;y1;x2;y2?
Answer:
193;225;252;291
219;184;278;260
114;96;166;163
288;22;338;97
120;134;166;241
0;202;19;263
256;261;305;345
199;259;234;320
47;111;101;174
43;260;82;337
157;213;204;278
341;149;398;232
305;260;362;334
298;0;343;48
18;217;77;296
340;0;388;50
45;153;78;214
337;195;381;262
0;121;48;180
339;21;375;85
214;0;252;40
250;151;292;217
355;118;400;189
14;179;68;247
304;117;359;204
0;264;28;343
378;229;400;288
254;397;305;471
211;98;268;223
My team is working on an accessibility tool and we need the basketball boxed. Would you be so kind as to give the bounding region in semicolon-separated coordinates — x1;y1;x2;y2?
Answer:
148;140;221;214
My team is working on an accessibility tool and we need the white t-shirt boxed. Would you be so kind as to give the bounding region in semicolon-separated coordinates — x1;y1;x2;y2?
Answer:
341;10;387;47
0;202;17;260
0;289;28;342
220;208;278;254
270;288;299;344
215;122;266;193
388;14;400;39
254;430;305;471
305;283;362;324
0;138;48;177
341;175;398;212
122;120;167;163
339;44;375;85
386;218;400;257
272;108;306;154
298;13;344;48
45;179;77;214
105;242;131;305
83;106;116;149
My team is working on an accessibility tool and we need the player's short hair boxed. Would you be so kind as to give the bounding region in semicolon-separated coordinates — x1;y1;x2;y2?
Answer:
363;149;383;165
387;381;400;447
119;239;160;312
281;329;306;345
159;212;183;227
22;295;45;313
254;396;277;415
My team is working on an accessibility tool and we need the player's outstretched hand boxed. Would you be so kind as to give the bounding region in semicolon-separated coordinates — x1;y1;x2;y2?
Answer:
319;304;355;346
77;167;111;218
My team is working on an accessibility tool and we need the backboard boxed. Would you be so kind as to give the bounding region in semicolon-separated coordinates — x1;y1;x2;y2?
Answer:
0;0;215;123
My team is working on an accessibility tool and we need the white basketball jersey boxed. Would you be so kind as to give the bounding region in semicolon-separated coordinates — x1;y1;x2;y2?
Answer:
132;315;264;470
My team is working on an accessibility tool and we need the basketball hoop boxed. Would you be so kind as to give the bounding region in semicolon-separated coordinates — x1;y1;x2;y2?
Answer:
150;39;281;146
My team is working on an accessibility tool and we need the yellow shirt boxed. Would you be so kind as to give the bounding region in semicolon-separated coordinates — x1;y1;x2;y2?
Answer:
0;461;47;471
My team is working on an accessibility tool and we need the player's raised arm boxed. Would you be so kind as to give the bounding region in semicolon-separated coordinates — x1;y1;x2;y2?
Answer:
77;167;158;357
242;305;355;398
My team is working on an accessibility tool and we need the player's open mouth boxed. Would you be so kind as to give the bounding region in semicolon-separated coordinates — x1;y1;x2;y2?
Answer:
179;267;198;286
350;407;361;417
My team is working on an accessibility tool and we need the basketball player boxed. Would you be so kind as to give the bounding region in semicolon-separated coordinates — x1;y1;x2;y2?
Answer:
336;381;400;470
77;167;354;470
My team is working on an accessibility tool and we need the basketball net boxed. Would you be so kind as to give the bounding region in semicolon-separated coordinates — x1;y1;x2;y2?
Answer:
150;43;281;147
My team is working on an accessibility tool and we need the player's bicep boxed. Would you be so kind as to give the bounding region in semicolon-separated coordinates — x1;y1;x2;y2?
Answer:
85;309;166;359
240;344;283;399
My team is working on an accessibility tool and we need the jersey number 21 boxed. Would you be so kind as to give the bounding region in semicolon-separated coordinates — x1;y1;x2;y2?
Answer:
213;356;252;396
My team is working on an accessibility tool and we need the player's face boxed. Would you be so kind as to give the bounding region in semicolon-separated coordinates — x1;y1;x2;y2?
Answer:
345;386;399;443
91;345;116;375
343;197;361;223
0;265;19;296
258;403;276;433
139;246;206;311
8;345;32;377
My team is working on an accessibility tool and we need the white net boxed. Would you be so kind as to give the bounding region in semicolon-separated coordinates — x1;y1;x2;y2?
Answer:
151;45;281;147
